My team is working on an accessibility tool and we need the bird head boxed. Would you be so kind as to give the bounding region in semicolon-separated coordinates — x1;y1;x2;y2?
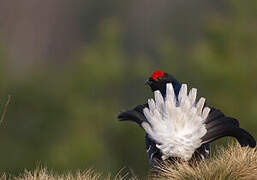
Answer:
146;71;181;97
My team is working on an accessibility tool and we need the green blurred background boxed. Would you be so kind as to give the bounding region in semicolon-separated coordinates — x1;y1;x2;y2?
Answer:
0;0;256;177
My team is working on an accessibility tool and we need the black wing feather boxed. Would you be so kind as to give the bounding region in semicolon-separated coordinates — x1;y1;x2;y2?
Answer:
205;117;239;130
205;107;229;124
202;125;256;148
203;107;256;148
118;104;148;126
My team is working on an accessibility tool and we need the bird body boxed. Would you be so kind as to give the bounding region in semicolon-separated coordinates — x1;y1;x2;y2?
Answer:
118;71;256;167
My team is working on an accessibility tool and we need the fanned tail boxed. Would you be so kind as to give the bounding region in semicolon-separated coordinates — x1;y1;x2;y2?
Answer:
203;108;256;148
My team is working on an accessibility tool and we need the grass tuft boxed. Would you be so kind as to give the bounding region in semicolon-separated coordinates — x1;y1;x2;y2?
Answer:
153;142;257;180
0;168;138;180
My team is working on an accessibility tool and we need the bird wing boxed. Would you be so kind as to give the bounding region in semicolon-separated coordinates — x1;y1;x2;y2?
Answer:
202;107;256;148
118;104;148;126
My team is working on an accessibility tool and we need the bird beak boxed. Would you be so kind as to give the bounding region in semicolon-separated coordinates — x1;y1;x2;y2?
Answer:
145;78;151;85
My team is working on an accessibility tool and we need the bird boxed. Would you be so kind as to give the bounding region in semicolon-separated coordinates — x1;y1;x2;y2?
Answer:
118;71;256;168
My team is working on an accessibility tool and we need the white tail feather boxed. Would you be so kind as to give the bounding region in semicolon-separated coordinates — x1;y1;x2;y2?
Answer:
142;83;209;161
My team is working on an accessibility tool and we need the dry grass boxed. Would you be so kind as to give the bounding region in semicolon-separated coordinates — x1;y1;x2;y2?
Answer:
0;168;138;180
153;142;257;180
1;143;256;180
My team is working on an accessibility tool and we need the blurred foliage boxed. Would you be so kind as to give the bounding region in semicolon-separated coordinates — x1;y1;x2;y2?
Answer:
0;0;257;178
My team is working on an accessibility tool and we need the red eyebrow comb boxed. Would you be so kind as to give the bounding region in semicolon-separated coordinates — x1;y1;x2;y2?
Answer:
152;71;164;80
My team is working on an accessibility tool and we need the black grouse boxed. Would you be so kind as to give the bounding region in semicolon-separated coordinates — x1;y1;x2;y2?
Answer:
118;71;256;168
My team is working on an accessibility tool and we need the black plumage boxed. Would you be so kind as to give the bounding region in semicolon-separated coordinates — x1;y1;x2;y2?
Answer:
118;71;256;168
